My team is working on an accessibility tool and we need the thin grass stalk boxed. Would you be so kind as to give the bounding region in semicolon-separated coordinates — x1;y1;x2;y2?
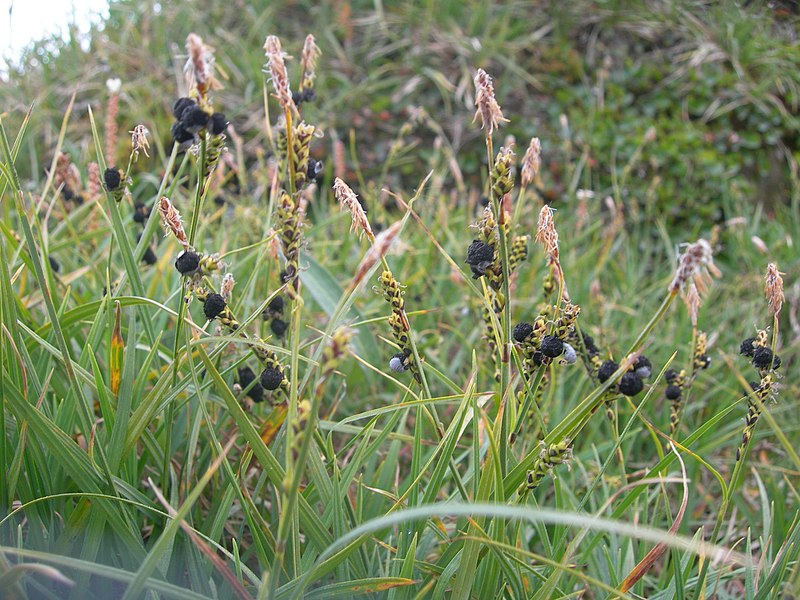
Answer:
164;137;208;491
693;318;779;598
484;135;513;478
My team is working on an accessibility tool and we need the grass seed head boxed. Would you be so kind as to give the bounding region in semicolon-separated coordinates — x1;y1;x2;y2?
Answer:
333;177;373;240
765;263;784;316
158;196;190;249
668;238;720;295
264;35;296;113
473;68;508;135
521;137;542;186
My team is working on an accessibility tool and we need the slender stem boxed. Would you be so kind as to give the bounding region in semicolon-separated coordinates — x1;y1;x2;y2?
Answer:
163;136;207;491
694;315;780;598
485;134;513;479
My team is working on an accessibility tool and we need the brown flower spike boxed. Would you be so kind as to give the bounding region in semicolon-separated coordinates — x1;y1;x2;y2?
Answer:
668;239;720;295
521;137;542;187
264;35;295;113
765;263;784;316
333;177;373;241
473;68;508;136
158;196;189;250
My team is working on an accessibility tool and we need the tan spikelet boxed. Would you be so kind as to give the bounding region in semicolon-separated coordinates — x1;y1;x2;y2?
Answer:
765;263;784;316
158;196;189;249
333;177;373;241
264;35;295;113
521;137;541;187
473;68;508;135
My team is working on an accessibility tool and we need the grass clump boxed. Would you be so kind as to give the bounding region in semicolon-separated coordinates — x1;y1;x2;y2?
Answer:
1;2;799;599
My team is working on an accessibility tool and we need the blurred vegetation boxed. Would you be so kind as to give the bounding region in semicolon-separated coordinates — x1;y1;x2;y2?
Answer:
3;0;800;227
1;1;799;597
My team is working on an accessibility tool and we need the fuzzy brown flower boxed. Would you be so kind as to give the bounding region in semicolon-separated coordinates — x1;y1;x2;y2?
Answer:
473;68;508;135
158;196;189;249
521;137;542;187
765;263;784;316
263;35;295;113
333;177;373;241
668;239;720;295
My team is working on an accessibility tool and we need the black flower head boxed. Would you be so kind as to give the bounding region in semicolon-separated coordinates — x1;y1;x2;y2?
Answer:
665;368;679;384
171;121;194;144
136;233;157;265
48;256;60;273
512;322;533;343
174;250;201;275
465;240;494;279
633;355;652;379
142;246;157;266
665;384;682;400
260;366;284;391
267;295;284;315
203;293;227;320
209;112;228;135
104;167;122;191
389;351;410;373
180;105;210;133
597;360;618;383
307;158;324;182
540;335;564;358
270;318;288;338
582;332;599;355
532;351;544;367
133;201;150;224
752;346;780;370
303;88;316;103
172;97;196;119
237;366;264;403
618;372;644;396
739;337;756;357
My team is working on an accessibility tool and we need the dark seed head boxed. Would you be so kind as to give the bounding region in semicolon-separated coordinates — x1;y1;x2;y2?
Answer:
618;372;644;396
292;91;305;105
465;240;494;279
142;246;157;265
582;332;599;355
598;360;619;383
237;366;264;403
513;322;534;343
665;384;682;400
270;318;288;338
752;346;779;370
303;88;316;102
665;368;679;384
389;351;410;373
739;337;756;357
172;97;195;119
61;186;75;201
180;105;210;132
540;335;564;358
174;250;201;275
73;193;85;205
203;293;227;320
171;121;194;144
532;351;544;367
260;366;283;391
104;167;122;191
633;355;652;379
48;256;60;273
307;158;323;182
133;201;149;224
209;112;228;135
